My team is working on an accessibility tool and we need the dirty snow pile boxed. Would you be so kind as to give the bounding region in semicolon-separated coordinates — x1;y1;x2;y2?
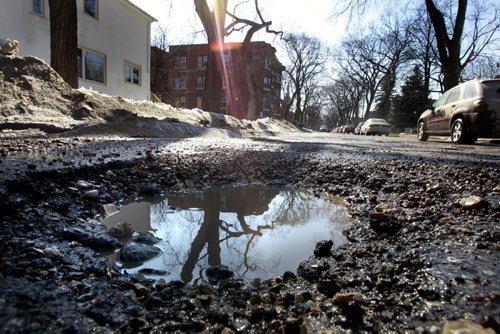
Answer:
0;55;297;138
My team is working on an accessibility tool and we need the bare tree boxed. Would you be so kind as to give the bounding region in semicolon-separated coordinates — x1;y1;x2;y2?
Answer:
337;33;386;119
323;77;364;126
49;0;78;88
281;33;327;126
427;0;500;89
407;7;439;96
461;54;500;80
280;74;294;121
151;25;175;102
373;17;413;118
334;16;412;119
225;0;282;120
333;0;500;91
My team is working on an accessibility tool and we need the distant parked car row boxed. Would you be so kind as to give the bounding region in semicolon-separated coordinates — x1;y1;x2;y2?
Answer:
341;124;356;133
328;119;392;135
329;124;356;133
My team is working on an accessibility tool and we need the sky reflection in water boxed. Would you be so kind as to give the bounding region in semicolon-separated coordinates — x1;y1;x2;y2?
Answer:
102;185;352;283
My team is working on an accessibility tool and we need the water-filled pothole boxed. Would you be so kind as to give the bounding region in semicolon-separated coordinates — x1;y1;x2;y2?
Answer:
101;185;352;283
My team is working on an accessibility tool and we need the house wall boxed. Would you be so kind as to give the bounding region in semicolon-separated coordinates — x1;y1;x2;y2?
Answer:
168;44;209;110
0;0;51;60
0;0;154;101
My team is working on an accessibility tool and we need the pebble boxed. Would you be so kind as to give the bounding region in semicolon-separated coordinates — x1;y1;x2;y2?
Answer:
375;203;390;212
426;181;441;193
108;221;134;240
459;195;487;210
77;180;94;189
83;189;99;199
442;319;496;334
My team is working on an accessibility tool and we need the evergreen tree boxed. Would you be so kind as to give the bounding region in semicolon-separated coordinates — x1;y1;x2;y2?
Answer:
391;66;428;129
373;71;396;119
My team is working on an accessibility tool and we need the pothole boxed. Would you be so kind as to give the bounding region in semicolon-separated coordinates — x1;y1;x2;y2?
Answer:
101;185;352;283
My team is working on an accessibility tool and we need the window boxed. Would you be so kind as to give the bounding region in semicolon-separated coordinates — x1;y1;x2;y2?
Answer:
174;76;186;89
197;55;208;68
483;81;500;97
175;96;186;108
264;57;272;68
84;0;98;18
223;49;230;63
463;83;477;99
221;95;227;110
196;76;205;89
446;87;461;104
77;47;106;83
124;62;141;85
263;76;271;90
196;96;203;109
175;56;187;69
434;91;450;108
32;0;44;16
263;97;270;110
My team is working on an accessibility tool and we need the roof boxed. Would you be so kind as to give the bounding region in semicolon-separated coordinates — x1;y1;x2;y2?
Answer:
119;0;157;23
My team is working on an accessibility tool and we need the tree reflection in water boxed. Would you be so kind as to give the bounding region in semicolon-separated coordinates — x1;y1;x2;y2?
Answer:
108;185;351;282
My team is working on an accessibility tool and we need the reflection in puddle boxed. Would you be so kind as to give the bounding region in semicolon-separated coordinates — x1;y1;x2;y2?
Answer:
101;185;352;283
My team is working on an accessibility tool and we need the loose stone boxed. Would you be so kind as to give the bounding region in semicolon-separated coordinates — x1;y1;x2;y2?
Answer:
83;189;99;199
459;195;487;210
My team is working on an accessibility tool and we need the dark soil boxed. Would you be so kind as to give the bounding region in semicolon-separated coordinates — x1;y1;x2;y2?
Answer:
0;137;499;333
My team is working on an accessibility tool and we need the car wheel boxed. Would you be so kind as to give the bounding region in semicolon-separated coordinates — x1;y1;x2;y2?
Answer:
451;119;468;144
417;121;429;141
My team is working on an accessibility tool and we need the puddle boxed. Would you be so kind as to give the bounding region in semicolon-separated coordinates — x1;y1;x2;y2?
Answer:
101;185;352;283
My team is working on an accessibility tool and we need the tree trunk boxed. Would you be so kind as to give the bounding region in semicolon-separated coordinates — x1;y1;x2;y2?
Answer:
242;43;258;120
425;0;467;91
194;0;227;114
294;85;302;125
205;40;222;114
49;0;78;88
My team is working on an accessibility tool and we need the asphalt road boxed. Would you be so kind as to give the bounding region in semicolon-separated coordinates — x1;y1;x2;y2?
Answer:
253;132;500;166
1;132;499;181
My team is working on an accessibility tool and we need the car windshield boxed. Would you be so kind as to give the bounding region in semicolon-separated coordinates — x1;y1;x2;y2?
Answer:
368;119;388;125
482;81;500;98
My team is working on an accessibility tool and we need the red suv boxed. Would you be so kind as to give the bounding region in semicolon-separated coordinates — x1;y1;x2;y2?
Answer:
417;79;500;144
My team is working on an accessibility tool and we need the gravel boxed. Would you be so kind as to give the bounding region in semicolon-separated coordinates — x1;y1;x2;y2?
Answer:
0;136;498;333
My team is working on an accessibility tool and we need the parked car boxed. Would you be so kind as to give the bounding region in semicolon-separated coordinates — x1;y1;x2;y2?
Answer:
417;79;500;144
360;118;391;135
342;124;356;134
354;122;364;135
319;125;330;132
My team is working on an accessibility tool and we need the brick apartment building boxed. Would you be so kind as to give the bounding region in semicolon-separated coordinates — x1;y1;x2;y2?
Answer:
156;42;284;120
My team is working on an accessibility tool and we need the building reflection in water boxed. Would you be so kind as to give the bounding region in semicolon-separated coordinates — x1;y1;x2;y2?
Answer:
102;185;351;282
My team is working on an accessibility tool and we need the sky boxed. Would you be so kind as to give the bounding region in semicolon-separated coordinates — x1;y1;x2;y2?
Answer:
130;0;347;48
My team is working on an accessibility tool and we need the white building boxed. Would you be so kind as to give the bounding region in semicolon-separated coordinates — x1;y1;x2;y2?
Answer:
0;0;156;101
